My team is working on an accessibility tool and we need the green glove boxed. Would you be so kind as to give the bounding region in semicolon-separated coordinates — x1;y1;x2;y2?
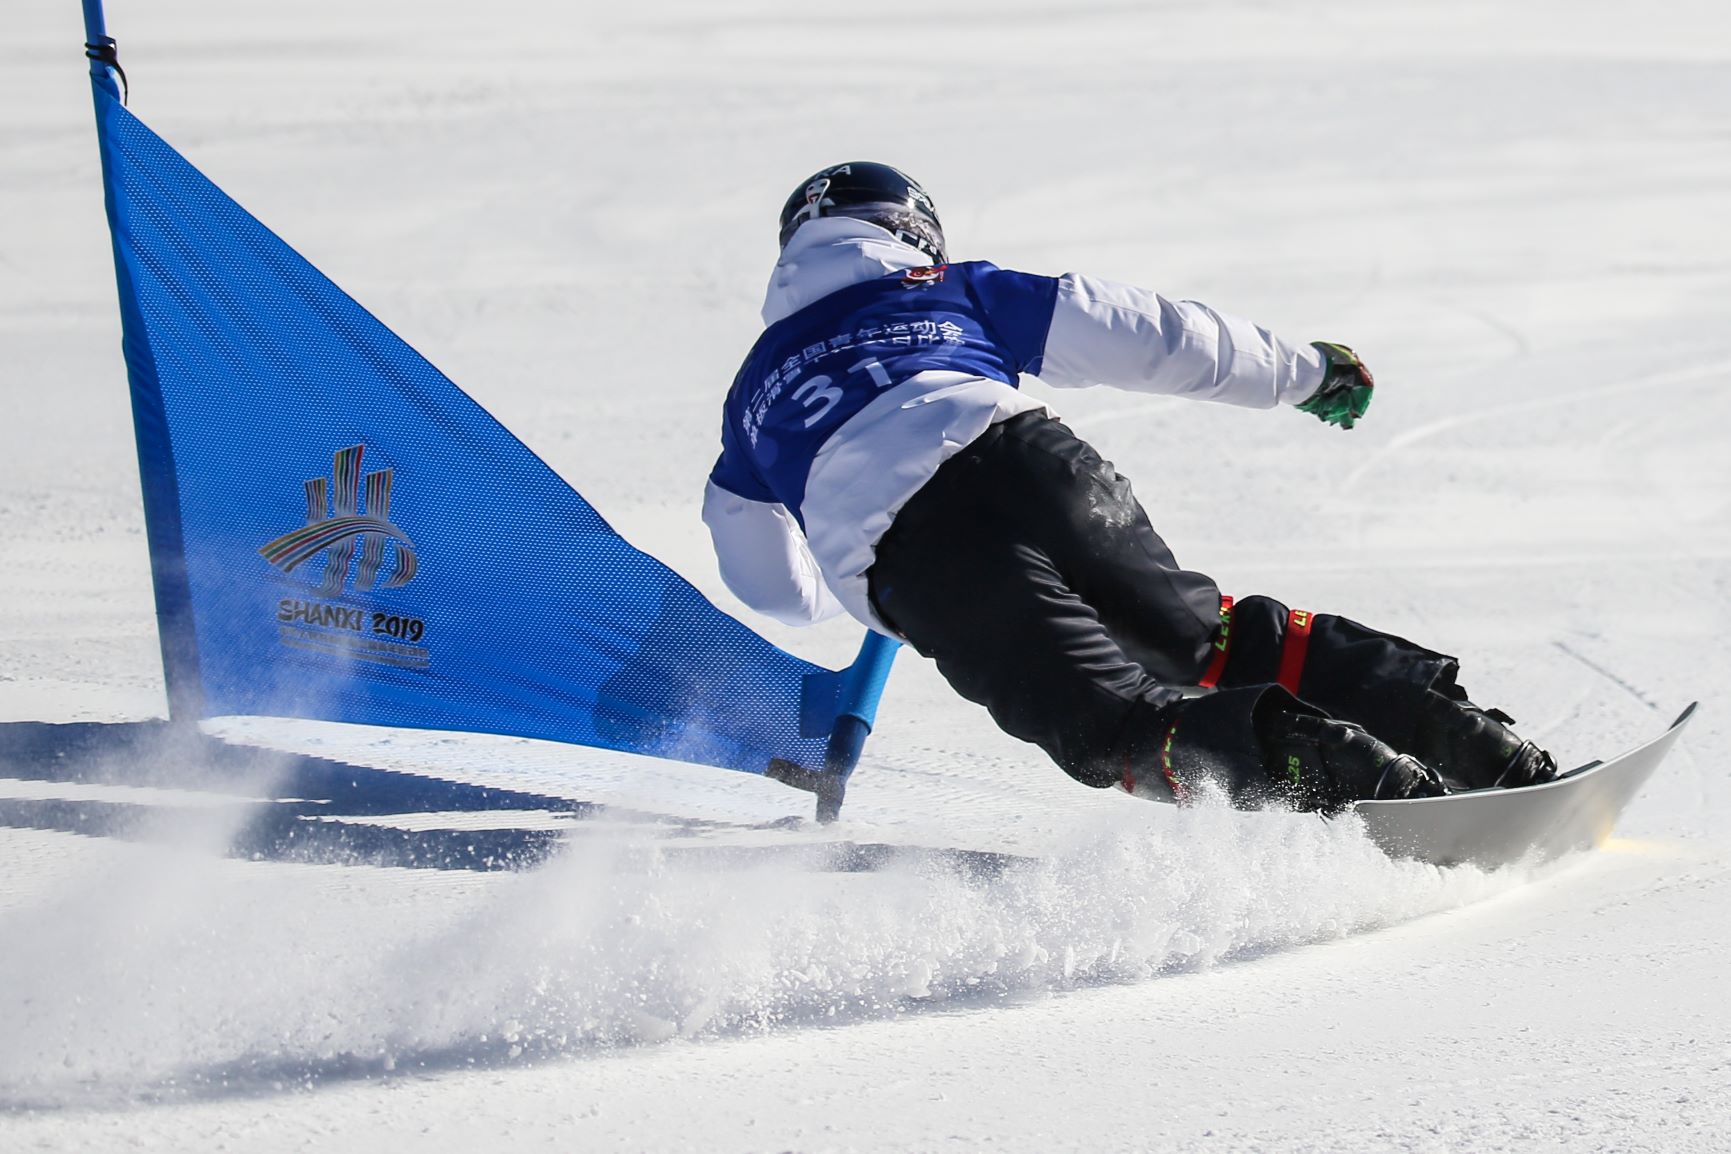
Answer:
1297;341;1374;429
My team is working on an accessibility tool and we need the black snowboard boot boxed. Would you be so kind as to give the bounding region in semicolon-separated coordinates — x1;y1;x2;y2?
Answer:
1407;690;1558;792
1256;710;1448;813
1131;685;1447;813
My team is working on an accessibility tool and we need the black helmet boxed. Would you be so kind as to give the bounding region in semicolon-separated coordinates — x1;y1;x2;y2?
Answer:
777;162;947;264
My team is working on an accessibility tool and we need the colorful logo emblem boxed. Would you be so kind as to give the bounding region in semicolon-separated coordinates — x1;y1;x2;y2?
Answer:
901;264;948;289
259;444;417;594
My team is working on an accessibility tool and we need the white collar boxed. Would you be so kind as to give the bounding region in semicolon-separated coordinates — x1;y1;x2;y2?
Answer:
761;218;933;326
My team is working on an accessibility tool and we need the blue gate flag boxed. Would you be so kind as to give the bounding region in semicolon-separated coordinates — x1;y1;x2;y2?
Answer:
87;76;891;781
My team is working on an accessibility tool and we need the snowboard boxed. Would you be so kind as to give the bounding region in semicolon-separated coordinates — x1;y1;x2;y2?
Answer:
1352;702;1698;869
644;704;1699;877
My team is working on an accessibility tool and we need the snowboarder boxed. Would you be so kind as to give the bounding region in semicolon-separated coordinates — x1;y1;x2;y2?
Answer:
704;162;1557;812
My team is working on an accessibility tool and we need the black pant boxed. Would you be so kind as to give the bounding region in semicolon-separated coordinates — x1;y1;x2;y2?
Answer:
867;412;1455;794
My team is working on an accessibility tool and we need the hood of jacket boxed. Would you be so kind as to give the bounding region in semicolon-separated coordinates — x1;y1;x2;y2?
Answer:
760;217;933;327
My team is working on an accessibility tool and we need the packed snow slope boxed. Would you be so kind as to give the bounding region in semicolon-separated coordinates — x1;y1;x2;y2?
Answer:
3;0;1729;1150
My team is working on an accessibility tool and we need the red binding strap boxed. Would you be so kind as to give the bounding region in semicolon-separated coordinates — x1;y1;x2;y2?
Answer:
1197;595;1234;689
1160;720;1188;803
1122;720;1190;803
1276;608;1314;694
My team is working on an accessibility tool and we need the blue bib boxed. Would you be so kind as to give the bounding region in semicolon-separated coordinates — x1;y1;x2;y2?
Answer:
712;261;1059;520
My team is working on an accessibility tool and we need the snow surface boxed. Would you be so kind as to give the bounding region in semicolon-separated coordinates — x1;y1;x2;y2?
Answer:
3;0;1729;1149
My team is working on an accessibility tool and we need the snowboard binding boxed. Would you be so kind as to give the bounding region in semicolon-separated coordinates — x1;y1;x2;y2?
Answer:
1258;712;1447;813
1408;691;1559;793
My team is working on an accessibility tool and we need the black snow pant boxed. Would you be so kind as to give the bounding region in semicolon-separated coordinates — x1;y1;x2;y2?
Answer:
866;411;1458;799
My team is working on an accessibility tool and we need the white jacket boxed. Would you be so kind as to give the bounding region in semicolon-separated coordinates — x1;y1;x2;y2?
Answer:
704;220;1327;634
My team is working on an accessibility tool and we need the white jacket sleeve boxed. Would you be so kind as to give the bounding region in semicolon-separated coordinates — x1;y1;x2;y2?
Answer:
1036;272;1327;408
702;480;846;626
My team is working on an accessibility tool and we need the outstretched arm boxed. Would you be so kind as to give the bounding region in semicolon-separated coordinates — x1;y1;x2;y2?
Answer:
1033;272;1368;423
702;480;845;626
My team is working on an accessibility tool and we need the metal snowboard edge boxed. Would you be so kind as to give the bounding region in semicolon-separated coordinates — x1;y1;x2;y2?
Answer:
1351;702;1699;869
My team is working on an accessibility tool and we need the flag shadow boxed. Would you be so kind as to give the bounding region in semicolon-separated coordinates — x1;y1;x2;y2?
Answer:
0;720;596;871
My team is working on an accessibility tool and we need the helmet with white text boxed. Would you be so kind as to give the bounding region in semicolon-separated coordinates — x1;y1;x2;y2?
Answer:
777;162;946;264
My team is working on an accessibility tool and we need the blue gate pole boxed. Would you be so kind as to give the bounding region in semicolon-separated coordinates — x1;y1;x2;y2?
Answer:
814;630;900;822
81;0;205;724
82;0;122;98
